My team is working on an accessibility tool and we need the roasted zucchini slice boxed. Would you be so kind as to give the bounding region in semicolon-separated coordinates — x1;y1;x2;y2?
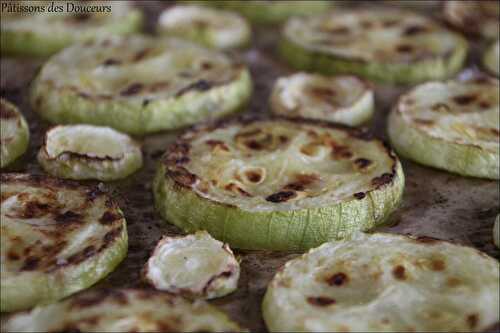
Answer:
1;288;243;332
30;36;252;135
484;40;499;76
205;1;332;24
280;9;468;84
444;0;499;40
270;73;374;126
494;215;500;248
154;117;404;251
0;1;142;57
158;5;251;50
388;78;499;179
143;231;239;299
37;125;143;181
0;98;29;168
263;232;500;332
0;174;127;312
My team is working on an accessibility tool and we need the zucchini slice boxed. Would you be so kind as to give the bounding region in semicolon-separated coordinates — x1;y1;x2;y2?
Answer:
388;78;499;179
0;1;142;57
38;125;143;181
30;36;252;135
143;231;239;299
1;288;243;332
0;173;127;312
484;40;500;76
0;98;29;168
444;0;499;40
280;9;468;84
205;1;332;24
270;73;374;126
494;215;500;248
153;117;404;251
158;5;251;50
263;232;500;332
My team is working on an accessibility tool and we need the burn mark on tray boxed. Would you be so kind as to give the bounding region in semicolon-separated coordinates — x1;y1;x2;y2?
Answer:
307;296;336;306
265;191;297;203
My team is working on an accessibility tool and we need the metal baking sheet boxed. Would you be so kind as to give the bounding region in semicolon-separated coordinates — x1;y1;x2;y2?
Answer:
1;1;498;331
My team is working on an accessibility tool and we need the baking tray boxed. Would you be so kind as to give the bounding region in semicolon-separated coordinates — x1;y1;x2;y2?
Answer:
1;1;499;331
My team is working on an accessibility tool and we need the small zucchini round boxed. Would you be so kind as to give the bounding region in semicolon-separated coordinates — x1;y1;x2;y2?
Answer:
0;173;128;312
444;0;499;40
1;288;244;332
280;9;468;84
263;232;500;332
30;36;252;135
37;125;143;181
206;0;332;24
270;73;374;126
0;1;143;57
494;215;499;248
484;40;499;76
143;231;239;299
158;5;251;50
0;98;29;168
388;78;499;179
154;117;404;251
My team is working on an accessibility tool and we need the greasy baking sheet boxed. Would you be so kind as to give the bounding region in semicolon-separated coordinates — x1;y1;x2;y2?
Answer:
1;1;498;331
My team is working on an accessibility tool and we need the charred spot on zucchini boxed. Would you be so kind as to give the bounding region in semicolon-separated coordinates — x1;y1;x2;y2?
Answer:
0;173;127;312
143;231;239;299
30;36;252;135
0;98;29;168
270;73;374;126
37;125;143;181
1;288;243;332
280;9;467;84
154;117;404;251
158;5;251;50
388;78;499;179
263;232;500;332
0;1;142;57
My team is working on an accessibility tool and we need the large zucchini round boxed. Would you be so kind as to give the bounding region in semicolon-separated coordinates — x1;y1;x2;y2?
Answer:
280;9;468;84
0;174;128;312
30;36;252;135
263;232;499;332
0;98;29;168
0;1;142;57
206;1;332;24
1;288;243;332
270;73;374;126
158;5;251;50
388;78;499;179
37;125;143;181
154;117;404;251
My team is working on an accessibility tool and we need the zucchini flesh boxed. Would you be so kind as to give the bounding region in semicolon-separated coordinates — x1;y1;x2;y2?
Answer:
263;232;500;332
270;73;374;126
158;5;251;50
38;125;143;181
388;78;499;179
143;231;239;299
0;173;127;312
281;9;468;83
1;288;243;332
484;40;499;76
0;98;29;168
154;117;404;250
30;36;252;135
444;1;499;40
